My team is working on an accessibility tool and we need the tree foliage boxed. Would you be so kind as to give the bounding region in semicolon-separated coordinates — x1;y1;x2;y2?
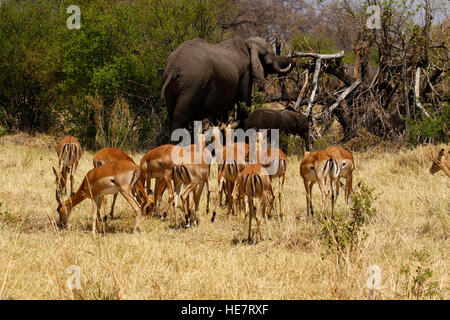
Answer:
0;0;230;149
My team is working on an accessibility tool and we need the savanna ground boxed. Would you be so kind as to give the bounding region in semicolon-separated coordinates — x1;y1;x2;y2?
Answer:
0;133;448;300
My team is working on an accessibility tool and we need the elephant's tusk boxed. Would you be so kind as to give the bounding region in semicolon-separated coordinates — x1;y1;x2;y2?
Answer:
277;63;291;73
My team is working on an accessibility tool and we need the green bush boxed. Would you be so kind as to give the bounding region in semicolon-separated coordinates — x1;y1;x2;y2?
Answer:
321;181;377;259
0;0;231;150
407;103;449;145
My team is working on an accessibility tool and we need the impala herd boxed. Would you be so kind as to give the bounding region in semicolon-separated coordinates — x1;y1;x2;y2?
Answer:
52;133;449;241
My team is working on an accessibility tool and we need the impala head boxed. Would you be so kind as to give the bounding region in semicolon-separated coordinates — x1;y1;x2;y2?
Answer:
430;149;446;175
135;187;155;216
339;180;361;204
55;190;69;228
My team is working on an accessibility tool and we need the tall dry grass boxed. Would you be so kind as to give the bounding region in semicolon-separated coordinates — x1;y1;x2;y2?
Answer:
0;133;448;299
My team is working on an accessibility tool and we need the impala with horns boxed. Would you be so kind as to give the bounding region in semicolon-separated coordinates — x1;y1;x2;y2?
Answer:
430;149;450;178
55;160;154;234
93;147;152;220
232;164;275;242
300;150;340;217
52;135;82;196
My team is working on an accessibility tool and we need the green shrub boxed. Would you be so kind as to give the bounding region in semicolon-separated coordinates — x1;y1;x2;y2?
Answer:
321;181;377;259
407;103;449;145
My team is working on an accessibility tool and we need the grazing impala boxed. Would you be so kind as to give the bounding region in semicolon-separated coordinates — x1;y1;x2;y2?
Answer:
53;135;82;196
430;149;450;177
256;132;287;218
325;146;359;205
54;160;154;234
211;142;249;222
232;164;275;242
140;144;180;217
93;147;151;220
172;140;211;227
300;150;340;217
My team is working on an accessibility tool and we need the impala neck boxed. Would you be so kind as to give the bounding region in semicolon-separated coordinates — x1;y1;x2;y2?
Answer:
64;181;88;211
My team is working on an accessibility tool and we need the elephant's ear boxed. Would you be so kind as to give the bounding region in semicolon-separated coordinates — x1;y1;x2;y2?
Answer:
245;39;266;91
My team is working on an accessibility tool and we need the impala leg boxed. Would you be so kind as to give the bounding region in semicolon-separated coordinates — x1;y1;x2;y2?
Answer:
162;172;174;219
157;178;168;216
303;179;311;217
120;190;142;233
317;176;328;212
226;180;234;216
254;197;265;241
211;176;224;222
205;180;210;214
172;183;181;227
278;175;285;219
102;197;108;222
109;193;118;219
330;178;336;218
96;196;105;233
181;183;197;227
247;197;254;243
261;194;272;240
267;184;275;220
335;177;340;204
309;181;316;217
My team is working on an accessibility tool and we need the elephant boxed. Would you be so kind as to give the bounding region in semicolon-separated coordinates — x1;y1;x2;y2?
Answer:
161;37;293;139
245;106;310;152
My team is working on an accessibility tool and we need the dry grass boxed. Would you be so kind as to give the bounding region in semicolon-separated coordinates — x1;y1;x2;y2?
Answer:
0;133;448;300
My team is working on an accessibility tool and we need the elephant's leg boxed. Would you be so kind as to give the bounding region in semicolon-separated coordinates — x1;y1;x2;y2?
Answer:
169;93;199;142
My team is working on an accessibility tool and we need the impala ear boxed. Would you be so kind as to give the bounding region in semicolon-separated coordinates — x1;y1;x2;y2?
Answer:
438;149;445;158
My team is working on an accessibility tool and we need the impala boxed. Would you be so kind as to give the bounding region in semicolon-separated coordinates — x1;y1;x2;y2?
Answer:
256;132;287;218
208;122;240;208
140;144;180;217
232;164;275;242
55;160;154;234
211;142;249;222
430;148;450;177
325;146;359;205
171;136;211;227
300;150;340;217
53;135;82;196
93;147;151;220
